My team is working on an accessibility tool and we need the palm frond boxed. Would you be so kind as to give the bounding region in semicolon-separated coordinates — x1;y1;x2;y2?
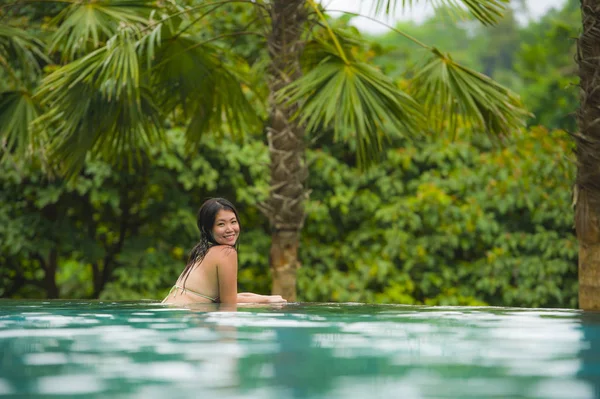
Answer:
148;33;260;145
48;0;152;61
0;25;48;86
0;90;43;155
36;28;162;176
279;56;425;167
370;0;508;25
0;25;48;157
302;23;368;70
137;17;163;68
412;48;529;136
37;19;260;175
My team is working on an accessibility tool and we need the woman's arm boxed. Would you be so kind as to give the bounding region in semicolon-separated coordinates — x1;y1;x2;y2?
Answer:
216;246;239;304
236;292;287;303
216;246;287;304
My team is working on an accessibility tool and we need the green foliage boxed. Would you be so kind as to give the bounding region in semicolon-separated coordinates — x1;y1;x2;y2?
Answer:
1;125;577;308
370;0;508;26
372;9;483;78
1;0;262;176
281;56;424;167
0;24;47;85
515;0;579;131
48;0;152;60
0;0;578;309
371;0;579;132
297;126;577;308
0;128;271;299
0;21;48;155
0;0;528;178
412;47;529;135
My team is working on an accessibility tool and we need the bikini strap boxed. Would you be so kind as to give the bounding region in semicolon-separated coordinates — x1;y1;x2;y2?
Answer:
173;285;218;302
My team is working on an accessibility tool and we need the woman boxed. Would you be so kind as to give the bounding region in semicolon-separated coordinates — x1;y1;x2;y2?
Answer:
162;198;287;305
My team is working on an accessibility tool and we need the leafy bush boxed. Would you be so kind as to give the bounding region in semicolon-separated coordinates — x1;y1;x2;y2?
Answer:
0;127;577;308
297;126;577;308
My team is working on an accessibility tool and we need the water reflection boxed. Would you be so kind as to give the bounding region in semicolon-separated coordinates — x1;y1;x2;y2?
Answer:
1;301;600;398
213;306;600;399
577;311;600;399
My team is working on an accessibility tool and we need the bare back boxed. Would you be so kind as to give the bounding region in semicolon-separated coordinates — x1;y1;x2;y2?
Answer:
162;245;237;305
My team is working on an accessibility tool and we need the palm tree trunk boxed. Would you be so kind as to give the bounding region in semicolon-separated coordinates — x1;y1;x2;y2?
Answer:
576;1;600;310
265;0;308;301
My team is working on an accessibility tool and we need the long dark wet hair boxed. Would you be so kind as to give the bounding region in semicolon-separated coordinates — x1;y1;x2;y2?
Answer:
178;198;241;288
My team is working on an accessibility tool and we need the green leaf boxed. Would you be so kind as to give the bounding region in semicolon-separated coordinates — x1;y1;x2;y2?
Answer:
0;90;44;156
49;0;153;61
369;0;509;25
279;56;424;167
148;33;259;145
36;27;162;176
412;48;530;136
0;25;48;86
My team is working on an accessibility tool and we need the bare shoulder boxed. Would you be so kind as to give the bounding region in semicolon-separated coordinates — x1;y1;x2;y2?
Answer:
207;245;238;260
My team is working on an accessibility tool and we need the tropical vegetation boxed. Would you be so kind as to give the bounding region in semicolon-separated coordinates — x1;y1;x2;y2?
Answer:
0;0;583;308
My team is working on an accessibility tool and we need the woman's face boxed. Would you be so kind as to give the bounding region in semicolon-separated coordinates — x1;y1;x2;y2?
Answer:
212;209;240;246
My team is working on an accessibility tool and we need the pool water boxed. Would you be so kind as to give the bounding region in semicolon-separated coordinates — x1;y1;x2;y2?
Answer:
0;301;599;399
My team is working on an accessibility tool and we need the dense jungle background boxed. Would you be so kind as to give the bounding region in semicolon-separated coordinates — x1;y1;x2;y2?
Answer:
0;0;579;307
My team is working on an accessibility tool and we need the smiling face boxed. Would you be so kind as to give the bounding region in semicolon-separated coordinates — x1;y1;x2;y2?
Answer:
212;209;240;246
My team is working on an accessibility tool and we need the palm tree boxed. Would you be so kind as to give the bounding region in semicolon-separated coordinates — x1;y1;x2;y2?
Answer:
1;0;527;301
0;23;47;155
576;0;600;310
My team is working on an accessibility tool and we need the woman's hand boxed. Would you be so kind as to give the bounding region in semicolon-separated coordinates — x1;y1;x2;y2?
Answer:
266;295;287;303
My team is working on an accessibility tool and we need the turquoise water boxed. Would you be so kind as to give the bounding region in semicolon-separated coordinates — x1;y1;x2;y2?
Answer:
0;301;599;399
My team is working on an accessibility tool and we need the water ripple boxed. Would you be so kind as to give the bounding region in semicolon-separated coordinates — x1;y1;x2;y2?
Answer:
0;301;598;399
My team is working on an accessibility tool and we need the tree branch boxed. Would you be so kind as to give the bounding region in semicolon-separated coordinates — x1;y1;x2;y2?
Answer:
33;253;47;272
141;0;267;35
97;183;132;295
307;0;350;64
172;3;229;41
324;9;432;50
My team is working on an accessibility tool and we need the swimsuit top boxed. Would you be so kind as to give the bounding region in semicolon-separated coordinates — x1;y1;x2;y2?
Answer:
165;284;219;303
